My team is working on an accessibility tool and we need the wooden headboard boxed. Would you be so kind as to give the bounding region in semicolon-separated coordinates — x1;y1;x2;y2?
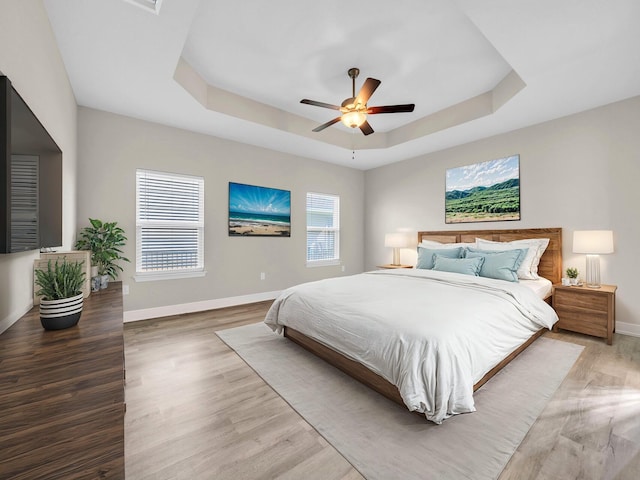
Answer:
418;227;562;285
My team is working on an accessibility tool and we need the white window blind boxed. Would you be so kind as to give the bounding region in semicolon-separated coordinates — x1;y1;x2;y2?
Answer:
136;169;204;278
306;192;340;265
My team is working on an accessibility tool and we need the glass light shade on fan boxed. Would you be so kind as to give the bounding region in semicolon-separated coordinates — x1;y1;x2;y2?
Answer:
341;111;367;128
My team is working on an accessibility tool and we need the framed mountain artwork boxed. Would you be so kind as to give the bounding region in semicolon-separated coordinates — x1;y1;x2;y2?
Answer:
445;155;520;224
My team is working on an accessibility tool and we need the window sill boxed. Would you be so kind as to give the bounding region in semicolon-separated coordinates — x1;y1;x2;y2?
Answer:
306;260;341;268
134;270;207;282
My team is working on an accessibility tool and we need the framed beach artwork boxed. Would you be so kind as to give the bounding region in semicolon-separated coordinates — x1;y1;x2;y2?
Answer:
228;182;291;237
445;154;520;224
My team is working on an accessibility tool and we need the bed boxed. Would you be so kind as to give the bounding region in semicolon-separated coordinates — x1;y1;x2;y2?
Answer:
264;227;562;423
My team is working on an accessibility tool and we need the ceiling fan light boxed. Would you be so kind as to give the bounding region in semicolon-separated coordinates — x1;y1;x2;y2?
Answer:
341;110;367;128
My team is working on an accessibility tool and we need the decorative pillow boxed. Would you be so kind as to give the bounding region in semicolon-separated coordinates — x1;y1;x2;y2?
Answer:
416;246;463;270
466;246;528;266
465;248;526;282
475;238;550;280
432;255;484;276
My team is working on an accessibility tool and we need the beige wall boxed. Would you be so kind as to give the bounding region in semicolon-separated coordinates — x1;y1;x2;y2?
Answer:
0;0;77;333
365;95;640;333
76;107;364;315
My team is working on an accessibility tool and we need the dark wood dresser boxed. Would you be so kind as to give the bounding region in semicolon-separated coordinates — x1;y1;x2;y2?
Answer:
0;282;125;479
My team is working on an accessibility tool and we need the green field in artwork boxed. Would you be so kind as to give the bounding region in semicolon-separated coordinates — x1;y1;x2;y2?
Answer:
445;179;520;223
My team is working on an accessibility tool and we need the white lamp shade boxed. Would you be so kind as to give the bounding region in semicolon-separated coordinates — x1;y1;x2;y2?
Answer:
385;233;410;248
573;230;614;254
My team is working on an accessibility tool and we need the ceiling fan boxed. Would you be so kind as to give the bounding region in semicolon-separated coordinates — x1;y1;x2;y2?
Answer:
300;67;415;136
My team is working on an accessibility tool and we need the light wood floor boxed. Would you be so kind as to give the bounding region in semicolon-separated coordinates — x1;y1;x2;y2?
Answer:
124;302;640;479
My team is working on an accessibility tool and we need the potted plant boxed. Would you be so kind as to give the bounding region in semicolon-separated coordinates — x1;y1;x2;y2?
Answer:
566;267;579;285
35;258;86;330
75;218;130;290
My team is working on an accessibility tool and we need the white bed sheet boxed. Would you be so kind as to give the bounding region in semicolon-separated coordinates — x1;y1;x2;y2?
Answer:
264;268;558;424
519;277;553;299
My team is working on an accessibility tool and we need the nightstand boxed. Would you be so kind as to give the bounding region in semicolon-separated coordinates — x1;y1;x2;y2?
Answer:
377;264;413;269
552;284;617;344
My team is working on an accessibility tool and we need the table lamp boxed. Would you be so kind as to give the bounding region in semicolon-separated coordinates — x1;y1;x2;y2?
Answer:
572;230;614;288
385;233;410;266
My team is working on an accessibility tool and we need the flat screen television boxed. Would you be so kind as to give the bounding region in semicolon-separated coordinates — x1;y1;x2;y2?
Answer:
0;76;62;253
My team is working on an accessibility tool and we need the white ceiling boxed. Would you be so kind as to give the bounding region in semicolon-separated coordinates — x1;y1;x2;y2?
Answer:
43;0;640;170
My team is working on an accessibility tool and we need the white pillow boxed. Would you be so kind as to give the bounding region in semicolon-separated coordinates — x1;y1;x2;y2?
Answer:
475;237;550;280
420;240;475;249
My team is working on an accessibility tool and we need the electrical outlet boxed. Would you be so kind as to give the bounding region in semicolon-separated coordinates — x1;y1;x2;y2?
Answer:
260;272;266;280
123;284;129;295
341;265;345;272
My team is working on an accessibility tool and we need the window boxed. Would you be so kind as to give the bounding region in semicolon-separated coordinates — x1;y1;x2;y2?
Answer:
135;169;204;280
306;192;340;266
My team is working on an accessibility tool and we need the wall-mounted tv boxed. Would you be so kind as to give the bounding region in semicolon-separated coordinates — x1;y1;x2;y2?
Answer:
0;76;62;253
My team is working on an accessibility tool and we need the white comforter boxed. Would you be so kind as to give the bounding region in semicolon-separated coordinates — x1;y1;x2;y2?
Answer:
264;268;558;424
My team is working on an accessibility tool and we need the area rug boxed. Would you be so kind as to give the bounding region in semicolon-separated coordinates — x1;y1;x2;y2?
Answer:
217;323;583;480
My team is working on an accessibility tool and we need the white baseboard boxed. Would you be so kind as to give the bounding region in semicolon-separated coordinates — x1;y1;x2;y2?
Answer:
0;303;35;335
616;321;640;338
123;290;281;323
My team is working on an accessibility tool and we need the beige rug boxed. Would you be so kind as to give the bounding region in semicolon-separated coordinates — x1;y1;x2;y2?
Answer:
217;323;583;480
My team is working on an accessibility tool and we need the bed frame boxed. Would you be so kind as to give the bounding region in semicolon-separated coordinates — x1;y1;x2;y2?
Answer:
284;227;562;409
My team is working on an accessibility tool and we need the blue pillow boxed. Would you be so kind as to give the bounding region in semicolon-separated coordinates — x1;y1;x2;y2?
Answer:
416;246;463;270
466;246;528;265
465;248;526;282
432;255;484;276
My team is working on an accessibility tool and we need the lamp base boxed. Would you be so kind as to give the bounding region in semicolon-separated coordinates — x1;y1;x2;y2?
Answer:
585;254;601;289
392;248;400;266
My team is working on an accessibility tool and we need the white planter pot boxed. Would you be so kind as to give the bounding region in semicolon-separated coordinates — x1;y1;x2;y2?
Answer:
100;274;110;290
39;293;83;330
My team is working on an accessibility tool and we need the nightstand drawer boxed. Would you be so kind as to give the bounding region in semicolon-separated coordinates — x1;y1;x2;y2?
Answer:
553;289;608;312
555;307;608;337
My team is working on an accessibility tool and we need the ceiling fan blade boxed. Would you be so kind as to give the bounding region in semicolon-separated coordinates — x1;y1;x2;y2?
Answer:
355;78;381;105
359;120;374;136
367;104;415;114
312;117;342;132
301;99;341;110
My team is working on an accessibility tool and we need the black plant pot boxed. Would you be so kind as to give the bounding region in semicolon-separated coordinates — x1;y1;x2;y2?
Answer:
39;294;83;330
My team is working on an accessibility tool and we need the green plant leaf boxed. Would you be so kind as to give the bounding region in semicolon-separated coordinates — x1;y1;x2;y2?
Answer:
75;218;130;280
35;258;86;300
